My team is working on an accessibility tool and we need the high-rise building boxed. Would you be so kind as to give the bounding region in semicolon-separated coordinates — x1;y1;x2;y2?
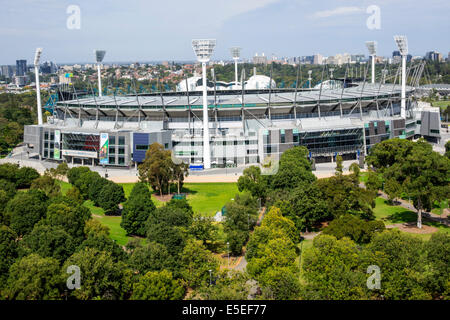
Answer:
425;51;443;62
1;65;14;79
16;59;27;76
253;53;268;65
40;61;58;74
313;54;323;65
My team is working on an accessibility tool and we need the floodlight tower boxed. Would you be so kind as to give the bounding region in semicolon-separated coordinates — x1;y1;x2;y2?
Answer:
308;70;312;88
230;47;241;84
34;48;43;125
394;36;408;118
192;39;216;169
329;68;335;79
94;50;106;97
365;41;377;84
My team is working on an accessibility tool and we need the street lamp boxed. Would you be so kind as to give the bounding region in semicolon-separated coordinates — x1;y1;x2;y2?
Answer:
230;47;241;85
192;39;216;170
394;36;408;118
208;269;212;286
365;41;377;84
94;50;106;97
34;48;43;125
226;241;230;266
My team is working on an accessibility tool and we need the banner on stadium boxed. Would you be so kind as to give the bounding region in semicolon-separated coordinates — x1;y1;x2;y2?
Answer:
54;130;61;159
99;132;109;165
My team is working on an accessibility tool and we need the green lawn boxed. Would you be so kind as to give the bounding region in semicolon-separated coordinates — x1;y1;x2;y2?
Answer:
57;180;238;245
182;183;240;217
373;197;417;224
431;100;450;110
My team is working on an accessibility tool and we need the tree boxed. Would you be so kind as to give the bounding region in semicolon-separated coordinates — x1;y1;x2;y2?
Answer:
349;162;360;185
45;203;88;244
366;171;383;193
67;166;91;185
335;155;343;176
384;178;402;204
84;219;110;237
66;186;84;205
15;166;39;188
0;225;18;284
78;232;126;262
121;182;156;236
131;270;184;300
129;241;174;275
146;205;192;256
424;232;450;299
194;270;251;300
4;254;63;300
6;190;48;236
138;143;172;196
372;139;450;228
30;174;61;198
63;248;129;300
269;146;316;191
0;163;19;183
223;200;258;255
322;214;385;244
301;234;368;300
259;267;301;300
97;181;125;215
237;166;267;201
0;178;16;201
180;239;220;289
281;184;330;231
172;161;189;194
19;224;76;263
188;217;219;251
314;175;375;220
361;230;430;300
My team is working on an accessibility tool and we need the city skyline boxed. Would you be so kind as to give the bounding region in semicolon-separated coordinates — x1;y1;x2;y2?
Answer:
0;0;449;65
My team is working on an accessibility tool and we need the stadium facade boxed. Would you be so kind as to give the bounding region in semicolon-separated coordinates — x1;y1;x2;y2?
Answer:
24;78;441;169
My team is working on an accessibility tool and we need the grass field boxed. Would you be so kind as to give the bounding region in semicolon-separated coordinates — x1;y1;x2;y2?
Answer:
431;100;450;109
57;180;238;245
373;197;417;224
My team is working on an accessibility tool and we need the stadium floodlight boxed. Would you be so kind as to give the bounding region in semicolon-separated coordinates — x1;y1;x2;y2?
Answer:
192;39;216;169
366;41;377;84
230;47;241;84
34;48;43;125
329;68;335;79
94;50;106;97
394;36;408;118
308;70;312;89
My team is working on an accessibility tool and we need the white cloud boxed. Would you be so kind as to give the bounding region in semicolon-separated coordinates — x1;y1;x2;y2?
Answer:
311;6;364;19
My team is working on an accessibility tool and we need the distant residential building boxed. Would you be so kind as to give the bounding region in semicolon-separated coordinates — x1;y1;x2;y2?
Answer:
40;61;58;74
1;65;14;79
14;75;27;87
313;54;323;65
253;53;268;65
351;54;365;63
425;51;443;62
16;59;27;76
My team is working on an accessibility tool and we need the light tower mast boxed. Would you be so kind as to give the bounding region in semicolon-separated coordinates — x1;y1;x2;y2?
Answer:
230;47;241;85
34;48;43;125
394;36;408;118
192;39;216;169
308;70;312;89
94;50;106;97
365;41;377;84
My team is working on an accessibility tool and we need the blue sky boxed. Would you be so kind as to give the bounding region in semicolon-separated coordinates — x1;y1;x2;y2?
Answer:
0;0;449;64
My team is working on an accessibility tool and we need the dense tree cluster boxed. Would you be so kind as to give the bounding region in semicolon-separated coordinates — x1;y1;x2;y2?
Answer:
67;166;125;215
0;93;37;156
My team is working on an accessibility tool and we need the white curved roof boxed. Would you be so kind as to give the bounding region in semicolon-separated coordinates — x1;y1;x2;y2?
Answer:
245;75;276;90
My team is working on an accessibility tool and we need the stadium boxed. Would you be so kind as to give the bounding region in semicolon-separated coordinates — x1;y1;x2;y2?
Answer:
24;39;442;170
